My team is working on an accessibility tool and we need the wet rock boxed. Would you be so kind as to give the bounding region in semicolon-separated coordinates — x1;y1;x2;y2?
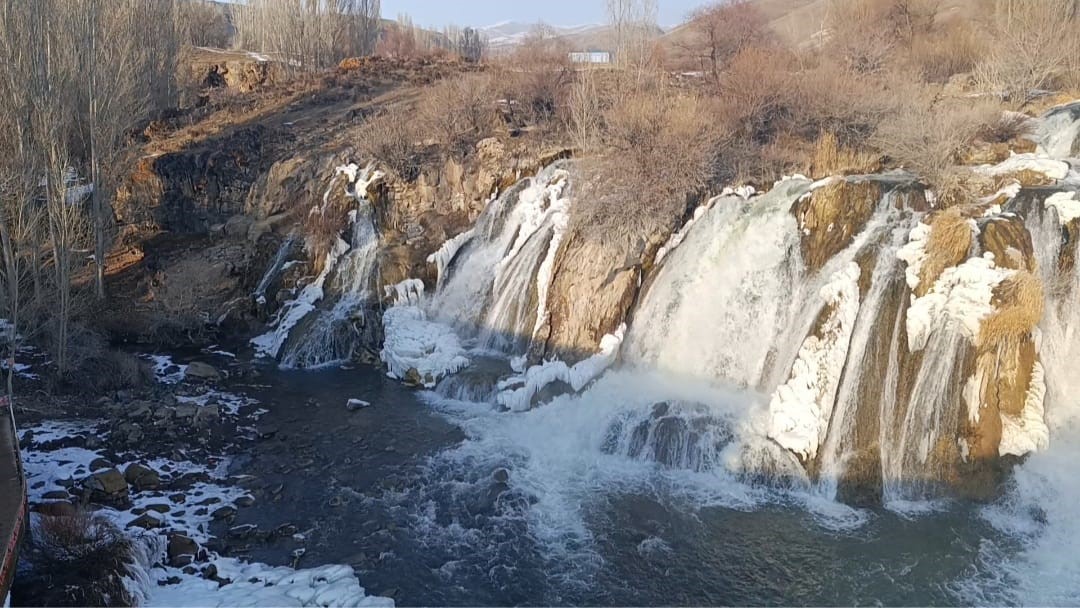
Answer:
128;512;165;529
402;368;423;387
167;533;200;567
171;471;211;490
491;468;510;484
274;523;298;537
145;503;171;514
234;495;255;508
41;490;71;501
194;404;221;427
230;474;261;489
174;405;199;420
211;505;237;520
81;468;129;504
255;423;278;439
124;463;162;491
32;502;76;517
224;214;254;238
185;361;221;382
169;493;187;504
228;524;258;539
128;403;153;419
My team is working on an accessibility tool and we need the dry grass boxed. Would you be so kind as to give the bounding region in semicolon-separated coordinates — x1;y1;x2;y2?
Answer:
22;508;136;606
809;132;883;178
981;270;1044;350
917;207;974;295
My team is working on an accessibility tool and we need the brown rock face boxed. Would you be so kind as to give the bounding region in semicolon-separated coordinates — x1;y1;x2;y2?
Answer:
794;179;880;273
538;229;652;364
979;215;1036;271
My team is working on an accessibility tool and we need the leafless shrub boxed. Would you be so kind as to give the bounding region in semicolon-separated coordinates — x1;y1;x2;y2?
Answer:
21;508;136;607
825;0;936;74
907;19;986;83
360;108;423;181
492;25;573;126
576;77;720;234
974;0;1080;101
872;97;1002;187
416;74;497;156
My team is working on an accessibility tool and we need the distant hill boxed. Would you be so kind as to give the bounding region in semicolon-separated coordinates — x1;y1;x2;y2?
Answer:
479;21;616;53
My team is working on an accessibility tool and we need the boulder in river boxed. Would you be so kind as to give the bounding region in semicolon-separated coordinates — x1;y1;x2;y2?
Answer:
81;468;129;504
124;463;162;491
185;361;221;382
167;533;200;567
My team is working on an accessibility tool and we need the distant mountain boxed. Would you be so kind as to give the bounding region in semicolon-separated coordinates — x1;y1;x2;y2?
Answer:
479;21;614;52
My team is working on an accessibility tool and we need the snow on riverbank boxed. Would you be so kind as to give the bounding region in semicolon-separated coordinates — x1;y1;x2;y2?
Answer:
18;355;394;607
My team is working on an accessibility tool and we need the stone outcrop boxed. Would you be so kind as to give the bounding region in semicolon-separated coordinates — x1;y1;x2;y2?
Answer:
794;179;880;273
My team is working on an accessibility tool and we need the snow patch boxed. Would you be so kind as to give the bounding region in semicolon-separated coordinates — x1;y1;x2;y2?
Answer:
977;153;1070;182
767;262;861;460
495;324;626;412
904;253;1012;352
1045;191;1080;225
426;229;475;289
144;354;188;384
896;222;932;291
999;361;1050;457
146;559;393;607
380;286;469;387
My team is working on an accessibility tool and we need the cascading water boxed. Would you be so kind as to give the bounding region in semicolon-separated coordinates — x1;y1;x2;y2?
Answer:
253;234;299;309
379;162;573;389
621;177;810;388
429;162;571;348
814;200;918;498
252;163;383;367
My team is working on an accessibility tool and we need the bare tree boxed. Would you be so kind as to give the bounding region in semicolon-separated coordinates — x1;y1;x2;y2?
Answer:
76;0;153;299
607;0;658;71
566;67;601;152
677;1;770;85
234;0;382;69
975;0;1080;100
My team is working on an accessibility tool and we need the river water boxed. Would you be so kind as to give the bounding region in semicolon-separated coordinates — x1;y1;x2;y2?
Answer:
217;360;1034;607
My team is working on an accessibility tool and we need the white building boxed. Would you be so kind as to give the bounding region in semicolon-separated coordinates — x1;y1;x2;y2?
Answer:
568;51;611;64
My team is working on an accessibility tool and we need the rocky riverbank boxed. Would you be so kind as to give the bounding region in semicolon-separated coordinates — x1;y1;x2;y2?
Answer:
10;350;394;607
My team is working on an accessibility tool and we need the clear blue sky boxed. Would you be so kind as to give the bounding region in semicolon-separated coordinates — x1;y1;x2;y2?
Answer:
380;0;705;29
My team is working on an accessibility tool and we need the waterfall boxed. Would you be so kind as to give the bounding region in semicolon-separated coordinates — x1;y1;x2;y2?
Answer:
253;234;299;308
622;177;811;388
601;400;735;472
429;162;571;351
252;163;382;367
279;199;380;368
